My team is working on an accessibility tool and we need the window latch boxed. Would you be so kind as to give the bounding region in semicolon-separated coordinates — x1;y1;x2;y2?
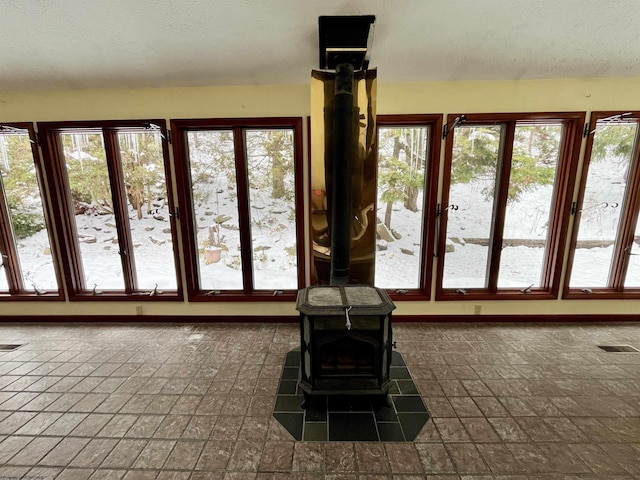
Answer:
442;115;466;138
520;284;534;294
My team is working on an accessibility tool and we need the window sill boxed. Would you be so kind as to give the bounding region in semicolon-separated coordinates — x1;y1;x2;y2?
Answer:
189;290;298;302
385;289;430;302
563;289;640;300
436;290;557;301
68;291;183;301
0;292;64;301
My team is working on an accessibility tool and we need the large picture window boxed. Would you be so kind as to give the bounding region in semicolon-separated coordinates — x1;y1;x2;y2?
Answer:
38;121;181;299
0;123;61;298
436;113;583;299
375;115;441;297
565;112;640;297
171;118;304;300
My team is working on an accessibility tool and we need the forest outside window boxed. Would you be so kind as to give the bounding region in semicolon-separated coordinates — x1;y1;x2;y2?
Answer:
375;115;441;297
565;112;640;297
0;123;61;298
171;118;304;300
38;121;181;299
436;113;583;299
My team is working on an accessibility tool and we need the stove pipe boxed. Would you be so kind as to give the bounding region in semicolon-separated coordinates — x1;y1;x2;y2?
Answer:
329;63;355;286
310;66;376;286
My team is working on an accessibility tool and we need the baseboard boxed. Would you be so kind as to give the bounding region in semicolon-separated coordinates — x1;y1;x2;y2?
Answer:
395;314;640;323
0;314;638;323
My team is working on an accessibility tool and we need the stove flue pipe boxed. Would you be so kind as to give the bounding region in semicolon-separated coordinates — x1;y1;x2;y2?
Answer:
329;63;355;286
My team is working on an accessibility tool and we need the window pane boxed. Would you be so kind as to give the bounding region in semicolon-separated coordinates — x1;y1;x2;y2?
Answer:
498;124;562;288
375;126;429;288
117;131;177;290
570;124;638;288
0;131;58;292
61;132;125;290
443;125;502;288
187;130;243;290
245;129;298;290
624;214;640;287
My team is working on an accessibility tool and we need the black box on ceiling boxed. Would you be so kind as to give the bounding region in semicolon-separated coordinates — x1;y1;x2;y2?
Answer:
318;15;376;70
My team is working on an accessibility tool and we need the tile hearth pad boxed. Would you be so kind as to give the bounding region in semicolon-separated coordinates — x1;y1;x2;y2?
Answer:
273;349;429;441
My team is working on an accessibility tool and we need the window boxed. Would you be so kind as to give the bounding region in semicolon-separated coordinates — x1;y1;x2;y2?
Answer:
171;118;304;300
38;121;181;299
0;123;61;298
436;113;584;299
375;115;441;297
565;112;640;297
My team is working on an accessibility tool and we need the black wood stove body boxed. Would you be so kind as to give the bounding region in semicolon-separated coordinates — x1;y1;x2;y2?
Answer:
296;285;395;406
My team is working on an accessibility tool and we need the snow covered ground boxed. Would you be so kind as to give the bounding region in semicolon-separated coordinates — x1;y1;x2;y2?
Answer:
375;156;639;289
5;158;639;293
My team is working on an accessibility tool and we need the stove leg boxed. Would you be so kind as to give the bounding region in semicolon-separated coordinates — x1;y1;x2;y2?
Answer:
383;393;392;408
301;392;309;409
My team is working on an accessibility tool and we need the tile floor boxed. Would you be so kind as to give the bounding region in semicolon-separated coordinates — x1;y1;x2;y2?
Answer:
0;321;639;479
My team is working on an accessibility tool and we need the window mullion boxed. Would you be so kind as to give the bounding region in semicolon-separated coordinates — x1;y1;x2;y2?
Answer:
0;129;24;291
44;130;86;292
422;121;442;295
233;127;254;294
0;182;23;292
103;128;137;293
29;126;65;296
541;121;570;289
609;125;640;290
435;121;455;296
486;122;515;292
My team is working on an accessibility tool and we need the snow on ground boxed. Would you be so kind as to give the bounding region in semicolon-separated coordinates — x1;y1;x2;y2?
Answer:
6;158;640;293
375;156;639;289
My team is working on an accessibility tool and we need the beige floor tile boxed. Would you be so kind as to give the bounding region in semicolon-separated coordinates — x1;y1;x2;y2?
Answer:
0;321;638;478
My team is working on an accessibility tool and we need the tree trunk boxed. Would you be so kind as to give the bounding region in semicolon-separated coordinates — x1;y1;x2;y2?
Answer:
404;187;419;212
384;201;393;229
127;187;144;219
271;153;286;199
267;131;287;199
393;134;401;158
400;129;420;212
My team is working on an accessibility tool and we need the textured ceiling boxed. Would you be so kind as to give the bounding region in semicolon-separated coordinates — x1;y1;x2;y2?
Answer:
0;0;638;91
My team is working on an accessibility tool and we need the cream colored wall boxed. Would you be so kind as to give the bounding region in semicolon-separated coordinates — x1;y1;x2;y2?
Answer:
0;84;310;121
1;78;640;318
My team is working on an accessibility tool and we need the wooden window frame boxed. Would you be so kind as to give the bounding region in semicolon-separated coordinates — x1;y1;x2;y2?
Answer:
38;120;183;301
171;117;305;302
376;114;442;301
436;112;584;301
564;111;640;299
0;122;64;300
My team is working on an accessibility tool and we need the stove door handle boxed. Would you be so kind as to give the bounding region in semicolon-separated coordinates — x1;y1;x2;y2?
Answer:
344;306;352;330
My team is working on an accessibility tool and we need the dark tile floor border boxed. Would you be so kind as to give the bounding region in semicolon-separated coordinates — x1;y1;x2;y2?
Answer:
273;349;430;441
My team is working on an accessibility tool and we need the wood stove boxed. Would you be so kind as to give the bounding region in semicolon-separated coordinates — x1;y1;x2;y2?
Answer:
296;285;395;406
296;17;394;408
